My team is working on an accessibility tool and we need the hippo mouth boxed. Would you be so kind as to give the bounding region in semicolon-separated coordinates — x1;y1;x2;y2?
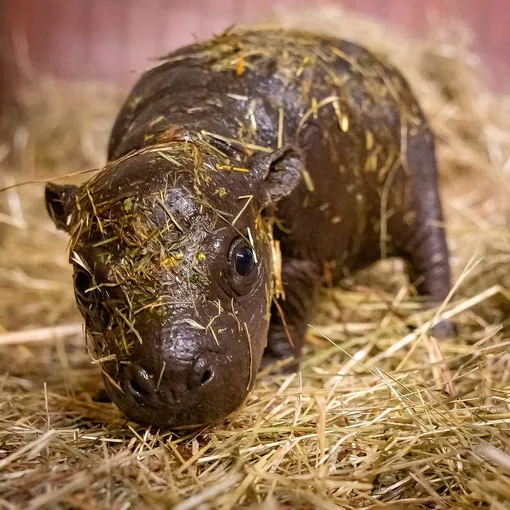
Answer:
99;343;251;428
103;368;247;428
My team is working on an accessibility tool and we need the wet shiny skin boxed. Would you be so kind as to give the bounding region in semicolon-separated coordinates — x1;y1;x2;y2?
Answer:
45;29;453;427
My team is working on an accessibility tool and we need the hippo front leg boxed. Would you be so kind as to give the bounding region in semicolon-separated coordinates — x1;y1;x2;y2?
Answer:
263;259;321;371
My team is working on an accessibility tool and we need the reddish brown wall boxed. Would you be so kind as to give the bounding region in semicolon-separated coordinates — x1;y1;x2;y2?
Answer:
1;0;509;95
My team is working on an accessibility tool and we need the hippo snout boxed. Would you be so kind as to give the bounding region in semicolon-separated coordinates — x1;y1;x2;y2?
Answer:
123;356;214;400
103;342;249;428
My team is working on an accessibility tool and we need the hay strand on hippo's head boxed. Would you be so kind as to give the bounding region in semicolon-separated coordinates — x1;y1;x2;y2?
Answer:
44;140;294;427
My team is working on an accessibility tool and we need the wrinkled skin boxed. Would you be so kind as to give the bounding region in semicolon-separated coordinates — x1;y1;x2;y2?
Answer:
45;29;453;428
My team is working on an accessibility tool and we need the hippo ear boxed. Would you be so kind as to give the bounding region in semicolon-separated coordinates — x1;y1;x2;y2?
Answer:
259;146;303;209
45;183;78;232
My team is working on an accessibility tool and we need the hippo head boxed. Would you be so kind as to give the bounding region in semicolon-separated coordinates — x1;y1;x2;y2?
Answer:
44;140;301;428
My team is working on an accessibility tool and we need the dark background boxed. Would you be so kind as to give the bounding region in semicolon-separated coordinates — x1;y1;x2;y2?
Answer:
1;0;509;99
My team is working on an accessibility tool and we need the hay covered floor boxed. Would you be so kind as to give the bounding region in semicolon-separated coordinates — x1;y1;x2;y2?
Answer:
1;6;510;509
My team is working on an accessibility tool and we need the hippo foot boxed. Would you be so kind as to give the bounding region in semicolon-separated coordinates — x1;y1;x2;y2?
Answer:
92;388;112;403
261;352;299;375
407;319;457;338
430;320;457;338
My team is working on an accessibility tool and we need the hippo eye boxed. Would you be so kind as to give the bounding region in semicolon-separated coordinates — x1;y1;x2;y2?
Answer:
234;246;255;276
227;237;259;296
73;267;111;330
74;269;94;302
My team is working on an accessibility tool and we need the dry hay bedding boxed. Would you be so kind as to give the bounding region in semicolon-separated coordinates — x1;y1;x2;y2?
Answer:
0;6;510;510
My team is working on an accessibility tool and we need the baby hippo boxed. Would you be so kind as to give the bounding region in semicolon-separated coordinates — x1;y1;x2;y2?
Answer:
45;29;452;428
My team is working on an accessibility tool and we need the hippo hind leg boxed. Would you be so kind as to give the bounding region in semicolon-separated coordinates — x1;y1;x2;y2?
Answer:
389;126;455;337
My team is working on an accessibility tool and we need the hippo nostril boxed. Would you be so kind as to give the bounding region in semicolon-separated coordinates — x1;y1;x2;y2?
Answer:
188;357;215;390
125;364;155;398
200;368;213;385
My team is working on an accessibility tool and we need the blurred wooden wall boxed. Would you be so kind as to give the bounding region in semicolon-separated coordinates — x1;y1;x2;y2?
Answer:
1;0;509;100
